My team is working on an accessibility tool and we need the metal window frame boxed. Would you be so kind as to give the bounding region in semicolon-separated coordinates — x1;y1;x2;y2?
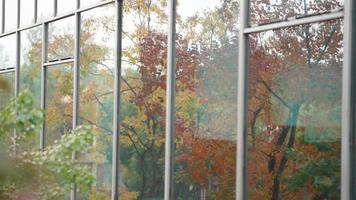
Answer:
236;0;249;199
40;22;48;150
13;0;20;154
41;59;74;149
164;0;176;199
34;0;38;23
112;0;123;200
54;0;57;17
244;10;343;34
341;0;356;199
0;68;15;74
70;3;80;199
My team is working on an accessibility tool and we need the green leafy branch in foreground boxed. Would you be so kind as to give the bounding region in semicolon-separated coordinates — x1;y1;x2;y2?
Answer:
0;90;43;143
20;126;97;199
0;90;97;200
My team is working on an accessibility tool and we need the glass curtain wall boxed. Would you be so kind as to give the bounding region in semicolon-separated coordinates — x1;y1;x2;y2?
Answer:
0;71;14;111
0;0;353;199
242;0;346;199
79;4;115;199
247;20;343;199
119;1;167;198
173;0;238;199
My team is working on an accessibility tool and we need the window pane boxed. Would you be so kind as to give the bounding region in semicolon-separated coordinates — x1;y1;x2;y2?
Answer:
5;0;17;31
80;0;107;7
20;0;35;26
37;0;54;21
0;71;14;109
45;63;73;146
119;0;168;198
48;17;74;61
174;0;238;199
20;27;42;151
247;20;343;199
0;71;15;144
79;5;114;199
0;34;16;70
250;0;343;25
57;0;76;15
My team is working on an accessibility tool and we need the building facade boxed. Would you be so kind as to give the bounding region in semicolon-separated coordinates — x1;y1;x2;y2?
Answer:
0;0;354;199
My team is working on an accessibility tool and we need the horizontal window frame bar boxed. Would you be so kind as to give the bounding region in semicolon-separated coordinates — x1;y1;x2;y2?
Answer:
0;0;114;38
244;10;343;34
43;58;74;67
0;68;15;74
43;58;74;66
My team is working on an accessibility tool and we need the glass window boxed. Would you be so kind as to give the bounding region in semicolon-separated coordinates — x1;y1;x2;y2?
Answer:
45;63;73;146
20;27;42;108
5;0;17;31
48;16;74;61
118;0;168;198
57;0;76;15
78;5;115;199
37;0;54;21
19;27;42;151
250;0;344;25
0;71;14;109
0;71;15;143
247;20;343;199
0;34;16;70
174;0;238;199
20;0;35;26
0;71;14;150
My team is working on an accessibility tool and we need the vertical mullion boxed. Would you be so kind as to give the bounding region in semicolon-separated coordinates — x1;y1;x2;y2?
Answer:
15;32;20;97
164;0;176;199
13;30;20;155
34;0;37;23
342;0;356;199
70;7;80;200
54;0;57;17
236;0;249;199
17;0;20;28
2;0;5;33
40;23;48;150
112;0;123;200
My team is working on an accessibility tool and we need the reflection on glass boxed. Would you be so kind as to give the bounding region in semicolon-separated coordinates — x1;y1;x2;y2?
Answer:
0;71;14;143
79;5;114;199
57;0;76;15
38;0;54;21
20;0;35;26
48;17;74;61
247;20;343;199
119;0;168;199
0;34;16;70
20;27;42;150
0;71;14;109
45;63;73;146
250;0;343;25
5;0;17;31
174;0;238;199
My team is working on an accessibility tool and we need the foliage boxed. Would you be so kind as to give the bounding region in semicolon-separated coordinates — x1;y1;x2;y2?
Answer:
0;91;97;200
0;0;343;199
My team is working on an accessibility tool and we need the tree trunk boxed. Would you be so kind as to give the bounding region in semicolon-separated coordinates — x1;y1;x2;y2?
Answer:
270;104;300;200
